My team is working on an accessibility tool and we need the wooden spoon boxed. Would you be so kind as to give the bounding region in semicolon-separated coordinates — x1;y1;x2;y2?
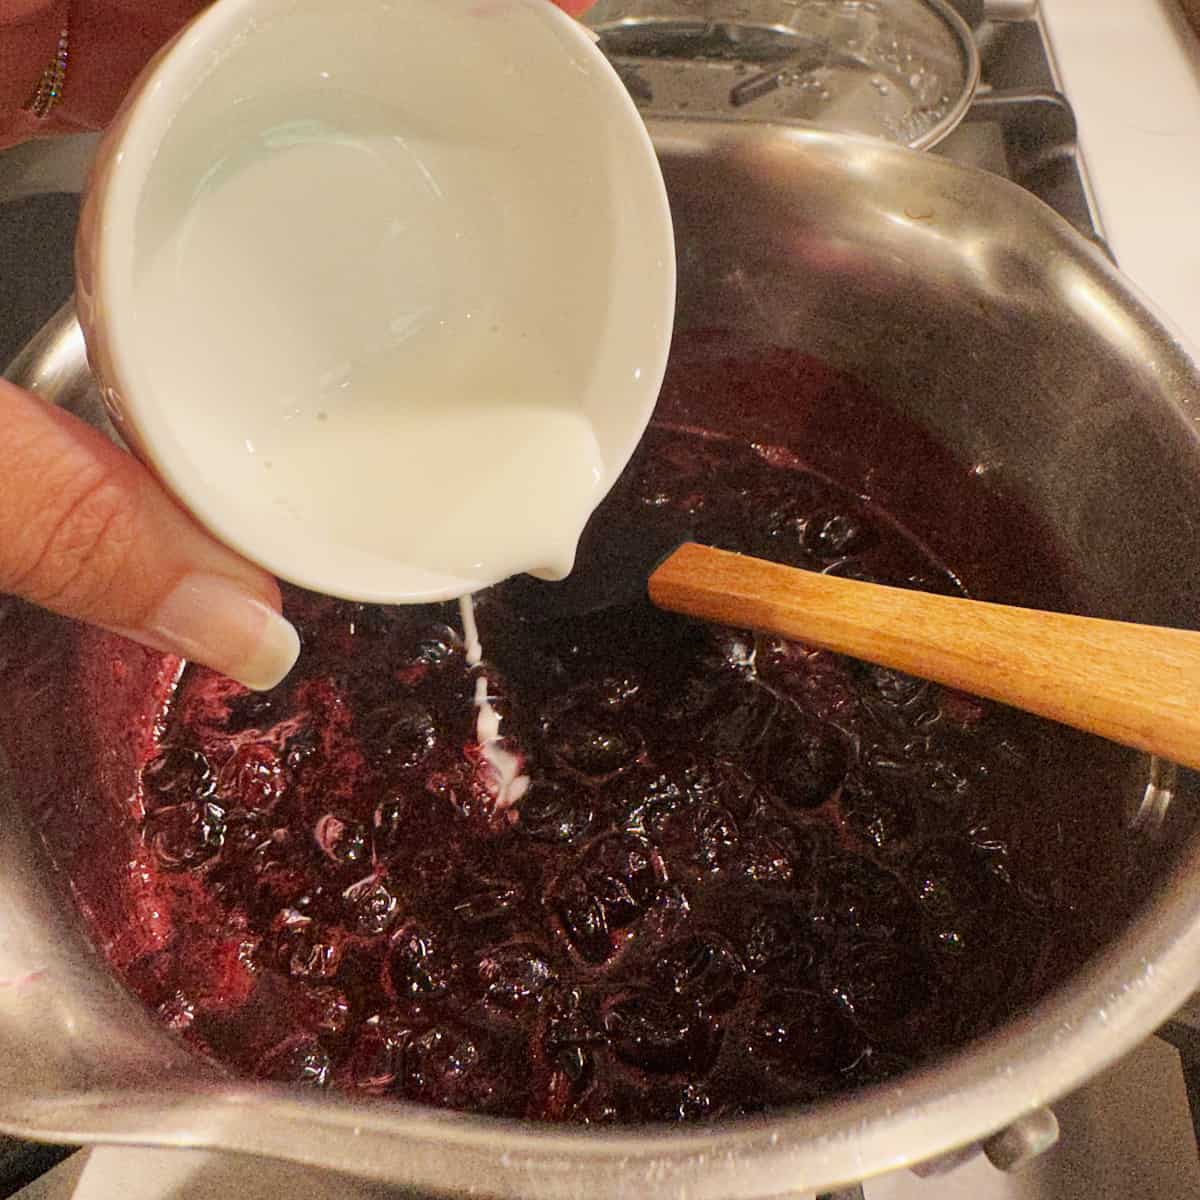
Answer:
649;543;1200;770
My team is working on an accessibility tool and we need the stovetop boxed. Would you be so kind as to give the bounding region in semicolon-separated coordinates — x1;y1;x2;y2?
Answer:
930;6;1104;249
593;0;1107;256
1;2;1199;1197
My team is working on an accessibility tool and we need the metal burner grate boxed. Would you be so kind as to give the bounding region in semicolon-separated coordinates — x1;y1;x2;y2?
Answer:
593;0;1106;250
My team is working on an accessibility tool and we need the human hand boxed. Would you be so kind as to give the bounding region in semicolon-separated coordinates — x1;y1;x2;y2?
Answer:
0;0;597;691
0;377;301;689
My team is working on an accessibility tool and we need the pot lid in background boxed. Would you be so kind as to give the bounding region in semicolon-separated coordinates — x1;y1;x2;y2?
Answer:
585;0;980;149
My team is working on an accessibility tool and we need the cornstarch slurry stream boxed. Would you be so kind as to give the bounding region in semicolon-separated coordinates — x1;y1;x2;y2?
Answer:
459;593;529;813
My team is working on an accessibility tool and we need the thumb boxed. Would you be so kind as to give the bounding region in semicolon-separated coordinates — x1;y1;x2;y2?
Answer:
0;379;299;690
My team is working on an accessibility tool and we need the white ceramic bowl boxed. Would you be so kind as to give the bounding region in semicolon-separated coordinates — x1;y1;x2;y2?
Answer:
76;0;675;603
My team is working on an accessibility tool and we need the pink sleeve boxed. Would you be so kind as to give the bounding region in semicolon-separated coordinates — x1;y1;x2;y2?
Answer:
1;1;210;148
1;0;596;150
0;0;70;147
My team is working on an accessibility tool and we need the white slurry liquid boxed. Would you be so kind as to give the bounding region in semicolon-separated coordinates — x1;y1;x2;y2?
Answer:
121;0;674;604
459;594;529;812
134;88;613;601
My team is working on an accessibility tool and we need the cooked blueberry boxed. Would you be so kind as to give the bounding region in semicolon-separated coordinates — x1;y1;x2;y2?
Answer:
314;814;369;866
545;987;606;1051
749;990;857;1078
829;940;927;1030
866;665;927;709
757;713;848;809
699;684;776;757
660;672;724;725
657;934;745;1013
283;725;320;773
342;1020;412;1092
597;673;643;708
301;985;351;1036
345;878;399;935
362;700;437;770
744;908;816;979
693;802;742;873
407;1025;521;1115
762;818;837;877
218;745;284;811
388;925;455;998
221;810;270;860
805;511;874;561
224;689;283;733
816;857;914;938
258;1036;332;1088
554;876;613;964
157;993;196;1032
839;776;916;852
291;885;342;924
453;878;521;925
142;746;214;809
276;923;342;981
922;758;971;806
555;1045;593;1088
604;994;719;1074
518;778;593;844
665;1083;715;1121
373;791;456;856
402;1025;479;1106
146;800;225;869
621;757;732;841
701;628;756;674
911;840;986;921
582;835;658;927
411;624;460;666
372;798;407;850
657;810;726;880
909;839;998;954
479;943;556;1010
738;834;795;883
763;500;821;563
545;709;643;778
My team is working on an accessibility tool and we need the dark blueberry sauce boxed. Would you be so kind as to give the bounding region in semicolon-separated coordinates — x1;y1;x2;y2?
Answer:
57;338;1151;1123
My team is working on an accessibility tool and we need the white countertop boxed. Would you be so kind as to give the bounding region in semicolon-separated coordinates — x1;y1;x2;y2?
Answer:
1040;0;1200;353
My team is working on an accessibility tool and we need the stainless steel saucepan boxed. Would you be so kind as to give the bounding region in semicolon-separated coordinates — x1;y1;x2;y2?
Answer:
2;121;1200;1197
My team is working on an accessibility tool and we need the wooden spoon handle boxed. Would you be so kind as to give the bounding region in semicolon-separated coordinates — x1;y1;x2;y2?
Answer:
649;542;1200;769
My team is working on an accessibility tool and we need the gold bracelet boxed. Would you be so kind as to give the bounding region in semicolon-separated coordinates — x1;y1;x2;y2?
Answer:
24;21;71;119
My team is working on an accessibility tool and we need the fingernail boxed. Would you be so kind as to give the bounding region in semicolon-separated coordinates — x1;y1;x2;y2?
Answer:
122;572;300;691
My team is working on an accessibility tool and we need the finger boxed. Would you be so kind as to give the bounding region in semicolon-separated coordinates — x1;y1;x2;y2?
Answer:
0;379;299;690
